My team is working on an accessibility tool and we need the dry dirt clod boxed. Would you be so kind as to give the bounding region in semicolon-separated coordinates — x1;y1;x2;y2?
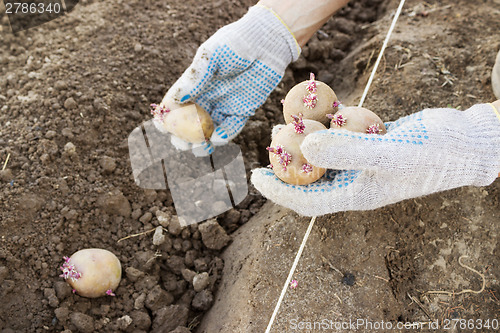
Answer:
125;266;145;282
54;307;69;322
99;155;117;173
116;315;133;331
98;190;131;217
192;289;214;311
198;219;231;250
145;285;175;312
69;312;94;333
64;97;77;110
152;305;189;333
130;310;151;330
0;169;13;182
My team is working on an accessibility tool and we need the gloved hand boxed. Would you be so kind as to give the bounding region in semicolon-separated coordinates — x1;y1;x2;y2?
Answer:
251;103;500;216
160;5;300;156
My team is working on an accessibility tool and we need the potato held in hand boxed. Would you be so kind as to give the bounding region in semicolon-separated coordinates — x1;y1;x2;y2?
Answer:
283;73;339;127
151;102;214;143
268;114;326;185
328;106;387;134
60;248;121;298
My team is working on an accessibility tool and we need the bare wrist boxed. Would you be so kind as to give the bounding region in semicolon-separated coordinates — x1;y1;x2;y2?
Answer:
256;0;349;47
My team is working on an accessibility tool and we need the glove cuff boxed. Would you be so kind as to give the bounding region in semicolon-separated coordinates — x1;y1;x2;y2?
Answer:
253;4;301;61
463;103;500;186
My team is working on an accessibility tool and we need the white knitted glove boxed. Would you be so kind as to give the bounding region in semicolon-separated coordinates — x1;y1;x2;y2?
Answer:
251;104;500;216
161;5;300;155
493;49;500;99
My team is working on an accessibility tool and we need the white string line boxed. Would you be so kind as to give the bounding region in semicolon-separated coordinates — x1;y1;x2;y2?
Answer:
265;1;406;332
265;216;317;333
358;0;406;107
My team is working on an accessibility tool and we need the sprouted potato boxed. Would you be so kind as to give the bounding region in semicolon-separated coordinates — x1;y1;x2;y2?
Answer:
151;102;214;143
282;73;340;127
327;106;387;134
268;114;326;185
60;248;121;298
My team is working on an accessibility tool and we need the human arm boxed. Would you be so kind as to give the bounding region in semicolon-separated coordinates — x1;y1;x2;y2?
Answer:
251;103;500;216
257;0;350;47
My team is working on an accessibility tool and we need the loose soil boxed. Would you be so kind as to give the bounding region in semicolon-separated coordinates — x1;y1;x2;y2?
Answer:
0;0;498;332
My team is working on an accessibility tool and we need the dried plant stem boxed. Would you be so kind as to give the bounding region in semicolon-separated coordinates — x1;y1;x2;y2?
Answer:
426;255;486;296
2;153;10;171
117;228;156;243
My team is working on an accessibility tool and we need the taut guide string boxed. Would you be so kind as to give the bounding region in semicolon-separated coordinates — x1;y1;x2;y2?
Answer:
265;0;407;331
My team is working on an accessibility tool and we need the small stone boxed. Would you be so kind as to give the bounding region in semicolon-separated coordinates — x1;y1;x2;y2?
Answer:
198;219;231;250
131;208;142;220
192;272;210;292
64;142;76;155
61;127;73;138
224;209;241;225
168;215;183;236
342;272;356;286
99;156;116;173
181;269;196;284
191;290;213;311
116;315;133;330
144;189;157;203
134;43;143;52
152;226;165;246
64;97;77;110
156;210;170;227
184;250;198;267
45;130;57;139
70;312;94;333
54;80;68;90
139;212;153;224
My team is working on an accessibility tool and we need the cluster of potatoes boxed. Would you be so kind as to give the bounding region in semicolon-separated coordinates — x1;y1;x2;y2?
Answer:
147;74;386;186
269;73;386;185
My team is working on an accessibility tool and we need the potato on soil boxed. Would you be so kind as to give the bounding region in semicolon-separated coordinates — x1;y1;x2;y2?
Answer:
152;101;214;143
283;73;339;127
328;106;387;134
62;248;122;298
268;116;326;185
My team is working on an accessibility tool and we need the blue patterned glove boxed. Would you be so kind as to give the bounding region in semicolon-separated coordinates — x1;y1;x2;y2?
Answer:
251;104;500;216
161;5;300;154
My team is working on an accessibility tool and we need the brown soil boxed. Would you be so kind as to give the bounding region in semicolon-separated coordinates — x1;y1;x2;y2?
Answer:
0;0;499;332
